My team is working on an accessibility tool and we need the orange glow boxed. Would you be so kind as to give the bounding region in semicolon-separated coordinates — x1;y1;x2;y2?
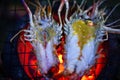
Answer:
58;63;64;73
81;75;95;80
58;54;63;63
81;75;88;80
88;75;95;80
58;54;64;73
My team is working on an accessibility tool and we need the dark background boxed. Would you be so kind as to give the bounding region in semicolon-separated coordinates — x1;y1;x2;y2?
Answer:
0;0;120;80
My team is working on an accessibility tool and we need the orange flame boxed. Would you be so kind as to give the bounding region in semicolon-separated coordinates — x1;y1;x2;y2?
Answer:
81;75;95;80
58;54;63;63
58;54;64;74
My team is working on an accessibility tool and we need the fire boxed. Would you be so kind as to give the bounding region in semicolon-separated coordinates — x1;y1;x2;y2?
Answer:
58;54;63;63
58;54;64;74
81;75;95;80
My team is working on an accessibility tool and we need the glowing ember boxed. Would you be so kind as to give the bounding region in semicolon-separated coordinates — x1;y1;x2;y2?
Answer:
58;63;64;74
81;75;95;80
58;54;64;74
58;54;63;63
